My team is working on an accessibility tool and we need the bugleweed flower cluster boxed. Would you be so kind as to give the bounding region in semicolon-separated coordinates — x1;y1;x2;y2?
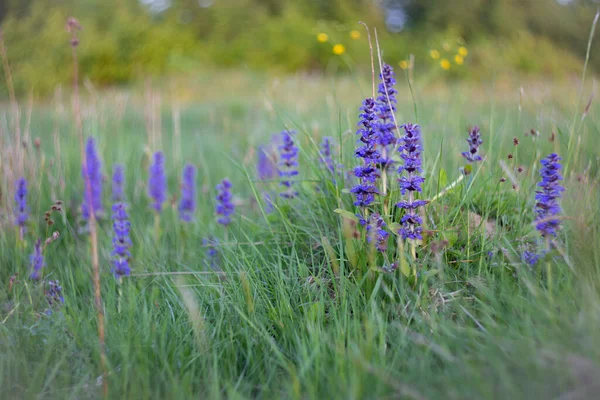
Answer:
82;137;103;220
278;130;299;199
461;125;483;163
524;153;565;265
148;152;167;213
351;97;380;208
396;123;427;240
14;177;28;236
375;63;398;168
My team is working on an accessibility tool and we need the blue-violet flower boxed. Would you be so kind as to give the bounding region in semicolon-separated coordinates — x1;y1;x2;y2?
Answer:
14;177;28;234
82;137;103;219
461;125;483;162
396;123;427;240
351;97;381;207
178;164;197;222
148;151;167;213
29;238;45;280
111;202;132;278
534;153;565;237
278;130;299;198
112;164;125;202
216;178;235;226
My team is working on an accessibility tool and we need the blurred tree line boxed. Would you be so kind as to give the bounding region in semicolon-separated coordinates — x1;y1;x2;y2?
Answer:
0;0;598;95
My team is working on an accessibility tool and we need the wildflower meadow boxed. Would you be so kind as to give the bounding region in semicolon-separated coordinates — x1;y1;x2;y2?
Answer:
1;15;600;400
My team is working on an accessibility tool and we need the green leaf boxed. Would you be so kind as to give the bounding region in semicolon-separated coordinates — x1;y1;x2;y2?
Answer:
334;208;359;222
438;167;448;188
389;223;402;235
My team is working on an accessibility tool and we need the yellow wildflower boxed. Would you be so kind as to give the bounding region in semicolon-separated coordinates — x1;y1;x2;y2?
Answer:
440;59;451;70
399;60;409;70
458;46;468;57
454;55;464;65
430;50;440;60
350;30;361;40
332;44;346;55
317;33;329;43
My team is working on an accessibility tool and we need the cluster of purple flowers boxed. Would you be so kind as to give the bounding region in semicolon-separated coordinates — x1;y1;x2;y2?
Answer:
351;98;381;207
257;145;279;181
278;130;299;199
396;123;426;240
111;203;132;278
534;154;564;238
319;137;336;174
521;153;564;266
360;213;390;252
82;137;104;220
375;63;398;168
216;178;235;226
148;151;167;213
461;125;483;163
46;280;64;307
14;177;28;235
29;238;45;280
112;164;125;202
178;164;197;222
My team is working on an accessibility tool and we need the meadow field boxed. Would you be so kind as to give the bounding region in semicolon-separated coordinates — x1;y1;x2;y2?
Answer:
1;43;600;400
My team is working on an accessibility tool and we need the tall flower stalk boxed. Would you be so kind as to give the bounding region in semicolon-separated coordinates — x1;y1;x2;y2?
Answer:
178;164;197;222
14;177;28;240
148;151;167;213
112;164;125;202
525;153;565;289
111;203;132;279
396;123;426;249
278;130;299;199
81;137;103;220
461;125;483;163
351;98;380;209
375;63;398;169
29;238;45;280
319;137;336;174
216;178;235;226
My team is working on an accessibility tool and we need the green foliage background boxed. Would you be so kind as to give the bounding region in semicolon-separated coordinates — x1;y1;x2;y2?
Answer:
0;0;598;95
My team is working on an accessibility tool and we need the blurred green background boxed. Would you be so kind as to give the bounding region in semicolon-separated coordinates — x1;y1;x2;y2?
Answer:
0;0;598;96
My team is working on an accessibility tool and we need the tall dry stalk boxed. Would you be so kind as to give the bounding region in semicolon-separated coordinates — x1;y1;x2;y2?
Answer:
67;17;108;397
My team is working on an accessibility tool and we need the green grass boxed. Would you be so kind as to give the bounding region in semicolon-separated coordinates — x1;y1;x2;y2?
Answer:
1;72;600;399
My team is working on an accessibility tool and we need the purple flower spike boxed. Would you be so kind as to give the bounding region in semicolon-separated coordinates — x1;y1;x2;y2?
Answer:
396;123;426;240
46;280;64;307
375;63;398;167
112;164;125;202
148;152;167;213
361;213;390;252
523;251;541;267
14;177;28;233
82;137;103;220
257;145;278;181
278;130;299;199
352;97;381;207
203;238;220;270
319;137;336;174
111;203;132;278
216;178;235;226
461;125;483;162
29;239;45;280
534;153;565;237
179;164;197;222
